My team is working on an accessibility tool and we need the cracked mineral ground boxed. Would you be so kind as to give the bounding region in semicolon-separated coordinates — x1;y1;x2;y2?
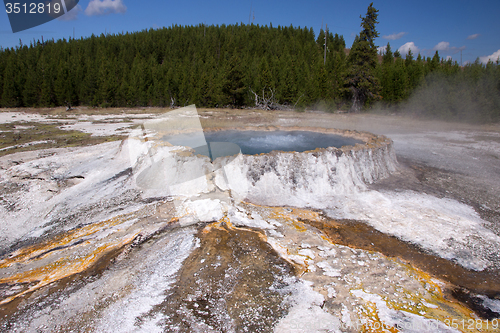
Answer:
1;107;500;332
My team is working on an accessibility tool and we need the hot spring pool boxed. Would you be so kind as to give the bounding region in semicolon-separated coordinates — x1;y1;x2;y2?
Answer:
204;130;362;155
163;130;363;159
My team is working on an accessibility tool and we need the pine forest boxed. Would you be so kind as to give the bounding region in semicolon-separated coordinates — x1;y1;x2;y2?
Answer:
0;4;499;123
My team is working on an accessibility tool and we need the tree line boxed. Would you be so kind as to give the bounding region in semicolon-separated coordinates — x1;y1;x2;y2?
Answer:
0;3;498;122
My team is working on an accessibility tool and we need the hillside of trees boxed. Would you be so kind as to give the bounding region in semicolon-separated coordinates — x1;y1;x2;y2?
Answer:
0;4;499;122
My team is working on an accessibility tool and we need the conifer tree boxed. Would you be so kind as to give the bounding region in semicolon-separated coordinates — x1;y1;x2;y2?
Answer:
392;57;409;102
1;54;21;107
0;51;5;102
405;49;414;66
316;29;325;48
277;52;296;104
22;51;40;107
224;54;246;107
332;33;346;52
331;51;347;104
428;51;440;72
380;45;394;102
345;2;380;112
382;42;393;65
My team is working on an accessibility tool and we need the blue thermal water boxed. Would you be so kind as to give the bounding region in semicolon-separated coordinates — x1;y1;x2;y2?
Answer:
202;130;362;155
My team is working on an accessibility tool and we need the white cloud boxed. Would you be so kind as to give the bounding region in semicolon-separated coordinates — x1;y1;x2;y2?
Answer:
479;49;500;64
85;0;127;16
58;4;83;21
445;55;452;61
434;41;450;51
467;34;480;40
431;42;466;55
382;32;407;40
398;42;419;56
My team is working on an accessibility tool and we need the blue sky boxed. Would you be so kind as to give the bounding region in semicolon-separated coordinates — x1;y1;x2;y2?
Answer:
1;0;499;64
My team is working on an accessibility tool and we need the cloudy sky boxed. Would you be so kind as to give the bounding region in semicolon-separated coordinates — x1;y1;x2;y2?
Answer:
1;0;499;64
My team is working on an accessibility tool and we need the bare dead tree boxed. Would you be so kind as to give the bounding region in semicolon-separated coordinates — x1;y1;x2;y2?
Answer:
293;94;305;109
349;86;362;113
250;87;279;110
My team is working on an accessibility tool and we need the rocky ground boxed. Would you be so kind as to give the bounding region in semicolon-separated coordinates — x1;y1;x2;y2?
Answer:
0;107;499;332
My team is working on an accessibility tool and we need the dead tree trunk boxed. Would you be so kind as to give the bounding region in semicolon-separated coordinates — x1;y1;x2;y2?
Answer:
250;87;279;110
350;86;363;113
